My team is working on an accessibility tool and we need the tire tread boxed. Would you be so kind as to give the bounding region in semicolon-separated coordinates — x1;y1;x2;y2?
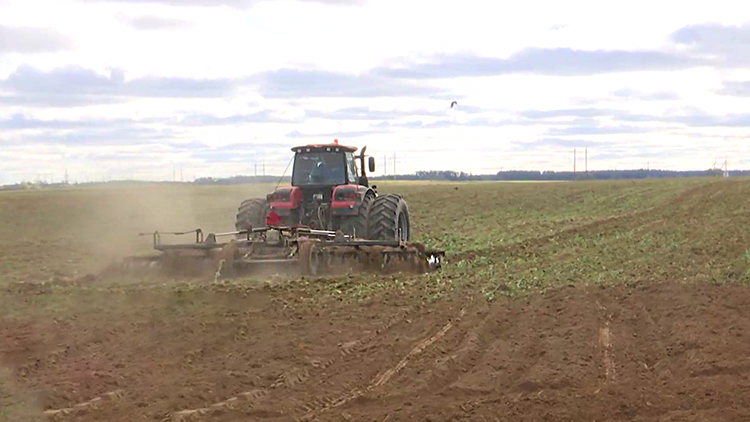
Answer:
367;194;408;241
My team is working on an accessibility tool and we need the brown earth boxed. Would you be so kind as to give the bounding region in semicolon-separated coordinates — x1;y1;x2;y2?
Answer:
3;280;750;422
3;179;750;421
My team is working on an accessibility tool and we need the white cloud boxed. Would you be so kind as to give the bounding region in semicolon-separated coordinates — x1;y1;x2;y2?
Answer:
2;0;750;183
114;13;192;30
0;25;73;53
83;0;365;8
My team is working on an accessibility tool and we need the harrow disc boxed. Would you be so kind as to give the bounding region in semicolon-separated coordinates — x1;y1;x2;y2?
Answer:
296;240;443;276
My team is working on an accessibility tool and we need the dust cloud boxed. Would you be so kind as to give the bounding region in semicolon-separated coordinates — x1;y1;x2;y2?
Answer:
80;187;192;263
72;183;270;276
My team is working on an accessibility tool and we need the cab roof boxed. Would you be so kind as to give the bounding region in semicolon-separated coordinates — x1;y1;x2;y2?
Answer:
291;140;357;153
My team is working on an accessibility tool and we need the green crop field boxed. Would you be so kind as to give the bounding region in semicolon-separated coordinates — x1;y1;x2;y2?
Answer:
3;177;747;293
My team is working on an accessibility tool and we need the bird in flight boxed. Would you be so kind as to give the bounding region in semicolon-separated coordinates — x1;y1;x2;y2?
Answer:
450;101;458;108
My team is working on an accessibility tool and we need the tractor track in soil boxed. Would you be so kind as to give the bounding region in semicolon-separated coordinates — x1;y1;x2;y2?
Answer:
291;307;468;422
166;304;420;421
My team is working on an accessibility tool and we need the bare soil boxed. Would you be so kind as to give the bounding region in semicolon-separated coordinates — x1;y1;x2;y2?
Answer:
3;280;750;421
3;179;750;421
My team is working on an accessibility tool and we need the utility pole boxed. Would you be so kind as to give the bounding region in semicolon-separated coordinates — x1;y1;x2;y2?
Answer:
393;153;396;178
573;148;577;173
585;148;588;173
384;154;387;176
724;157;729;178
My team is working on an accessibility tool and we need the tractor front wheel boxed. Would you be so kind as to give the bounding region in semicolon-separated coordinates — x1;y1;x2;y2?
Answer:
367;194;411;242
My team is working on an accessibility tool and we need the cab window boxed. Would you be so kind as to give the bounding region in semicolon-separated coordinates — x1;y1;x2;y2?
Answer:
292;152;346;186
345;152;358;184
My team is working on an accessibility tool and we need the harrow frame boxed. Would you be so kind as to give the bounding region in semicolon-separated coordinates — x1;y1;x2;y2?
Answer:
115;226;445;278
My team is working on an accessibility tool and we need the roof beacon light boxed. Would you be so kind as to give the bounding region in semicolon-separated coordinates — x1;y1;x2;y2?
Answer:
334;139;339;144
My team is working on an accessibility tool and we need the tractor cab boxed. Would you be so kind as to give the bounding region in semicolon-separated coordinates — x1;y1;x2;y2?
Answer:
251;140;377;231
290;140;375;188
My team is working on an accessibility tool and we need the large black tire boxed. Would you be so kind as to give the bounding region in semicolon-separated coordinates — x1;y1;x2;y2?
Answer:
367;194;411;242
234;198;269;234
338;193;374;239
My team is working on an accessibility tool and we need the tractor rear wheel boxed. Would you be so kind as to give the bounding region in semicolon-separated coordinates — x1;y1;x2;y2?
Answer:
338;193;374;239
367;194;411;242
234;198;269;236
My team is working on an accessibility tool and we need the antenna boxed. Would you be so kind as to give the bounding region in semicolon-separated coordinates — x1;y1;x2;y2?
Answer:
573;148;577;173
275;156;294;190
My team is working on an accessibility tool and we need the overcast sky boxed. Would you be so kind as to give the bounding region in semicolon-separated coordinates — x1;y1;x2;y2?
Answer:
2;0;750;183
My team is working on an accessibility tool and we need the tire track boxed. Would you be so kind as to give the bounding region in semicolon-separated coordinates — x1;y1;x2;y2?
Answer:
166;307;414;421
595;301;616;383
43;390;125;420
352;298;492;406
292;307;467;421
599;322;615;382
405;306;492;395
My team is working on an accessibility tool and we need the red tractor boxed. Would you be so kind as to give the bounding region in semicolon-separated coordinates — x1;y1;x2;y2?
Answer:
234;140;411;243
107;139;443;279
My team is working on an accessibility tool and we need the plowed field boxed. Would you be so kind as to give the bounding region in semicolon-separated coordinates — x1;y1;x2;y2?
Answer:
3;178;750;421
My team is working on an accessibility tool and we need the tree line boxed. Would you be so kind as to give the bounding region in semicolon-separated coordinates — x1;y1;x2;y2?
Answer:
369;169;745;181
3;169;743;190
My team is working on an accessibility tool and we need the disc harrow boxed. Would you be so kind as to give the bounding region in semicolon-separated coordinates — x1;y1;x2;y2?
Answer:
104;226;444;279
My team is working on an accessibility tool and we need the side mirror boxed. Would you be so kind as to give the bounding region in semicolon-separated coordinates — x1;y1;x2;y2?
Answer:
368;156;376;173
